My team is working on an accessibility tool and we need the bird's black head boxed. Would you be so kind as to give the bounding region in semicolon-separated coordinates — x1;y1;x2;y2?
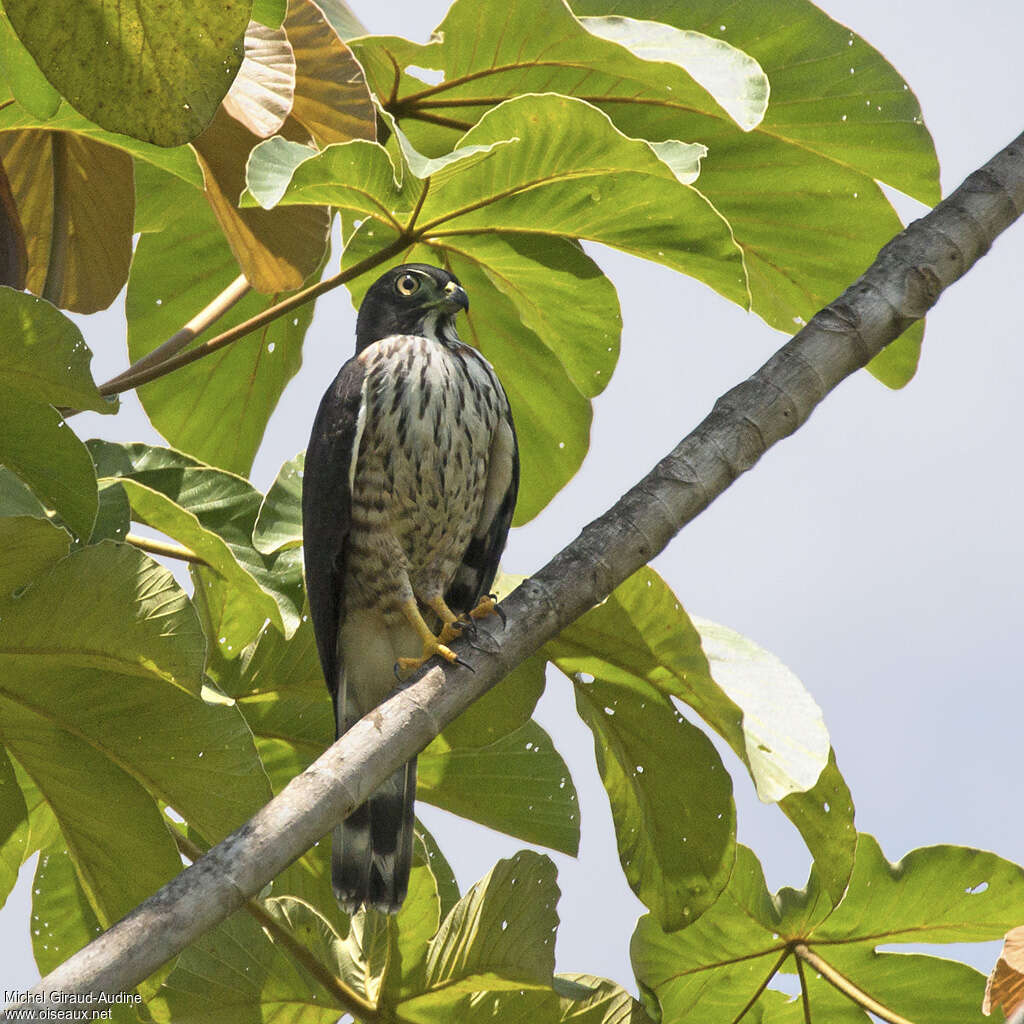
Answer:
355;264;469;353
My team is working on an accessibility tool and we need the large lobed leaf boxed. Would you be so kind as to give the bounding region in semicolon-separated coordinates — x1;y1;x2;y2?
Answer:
353;0;938;387
633;836;1024;1023
191;0;376;294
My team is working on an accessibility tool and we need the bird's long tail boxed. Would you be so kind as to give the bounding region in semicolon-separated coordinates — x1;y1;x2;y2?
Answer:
331;609;419;915
333;756;416;915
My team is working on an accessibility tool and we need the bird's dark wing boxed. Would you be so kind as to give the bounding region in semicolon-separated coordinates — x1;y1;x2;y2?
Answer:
446;378;519;615
302;356;367;706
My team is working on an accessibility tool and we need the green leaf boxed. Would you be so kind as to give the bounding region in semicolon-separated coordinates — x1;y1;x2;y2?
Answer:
0;288;111;412
252;0;287;28
816;834;1024;945
3;0;247;147
693;616;829;802
0;515;69;596
0;746;28;908
7;757;60;863
0;541;270;930
30;840;103;976
417;825;460;924
0;11;59;120
359;0;937;387
557;974;656;1024
90;441;304;649
0;388;97;538
252;451;304;554
402;851;558;1020
439;654;546;749
419;718;579;856
149;905;344;1024
31;842;154;1015
633;835;1024;1023
631;845;790;1022
786;946;989;1024
548;567;855;901
572;0;939;385
87;481;131;545
125;184;318;476
259;93;745;303
579;16;768;130
264;894;391;1003
350;0;766;152
0;467;47;518
574;675;734;930
775;749;855;905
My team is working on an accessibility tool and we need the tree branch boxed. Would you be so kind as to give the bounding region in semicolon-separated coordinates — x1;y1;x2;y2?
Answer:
5;132;1022;1020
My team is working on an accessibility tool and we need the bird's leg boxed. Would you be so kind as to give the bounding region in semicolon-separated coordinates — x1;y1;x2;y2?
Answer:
424;595;465;645
395;597;460;672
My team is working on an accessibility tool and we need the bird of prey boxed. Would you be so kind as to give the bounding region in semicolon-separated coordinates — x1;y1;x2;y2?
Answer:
302;264;519;914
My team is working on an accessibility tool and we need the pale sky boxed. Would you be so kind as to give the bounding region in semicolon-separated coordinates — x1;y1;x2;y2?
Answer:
4;0;1024;1005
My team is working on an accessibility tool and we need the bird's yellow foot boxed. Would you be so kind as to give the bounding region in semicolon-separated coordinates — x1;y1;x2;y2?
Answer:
468;593;506;627
468;593;498;619
396;636;459;674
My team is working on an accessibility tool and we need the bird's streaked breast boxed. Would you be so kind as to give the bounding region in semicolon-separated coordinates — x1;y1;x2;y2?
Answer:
343;333;505;616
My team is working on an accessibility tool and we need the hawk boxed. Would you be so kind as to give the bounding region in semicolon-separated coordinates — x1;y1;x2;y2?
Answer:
302;264;519;913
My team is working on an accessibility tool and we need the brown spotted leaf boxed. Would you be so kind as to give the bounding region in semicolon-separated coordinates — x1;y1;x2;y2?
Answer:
0;160;26;289
192;107;330;293
984;925;1024;1019
0;131;132;313
285;0;376;145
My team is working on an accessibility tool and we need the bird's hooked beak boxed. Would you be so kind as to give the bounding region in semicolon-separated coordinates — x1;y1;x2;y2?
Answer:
438;280;469;314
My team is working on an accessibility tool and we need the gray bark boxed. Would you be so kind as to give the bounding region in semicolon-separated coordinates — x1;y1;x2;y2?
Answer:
5;131;1023;1020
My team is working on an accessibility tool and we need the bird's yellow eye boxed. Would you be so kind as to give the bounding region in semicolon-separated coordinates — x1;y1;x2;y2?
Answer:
395;273;419;296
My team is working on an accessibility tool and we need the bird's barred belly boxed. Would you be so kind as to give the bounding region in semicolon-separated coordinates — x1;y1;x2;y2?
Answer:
344;334;501;617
